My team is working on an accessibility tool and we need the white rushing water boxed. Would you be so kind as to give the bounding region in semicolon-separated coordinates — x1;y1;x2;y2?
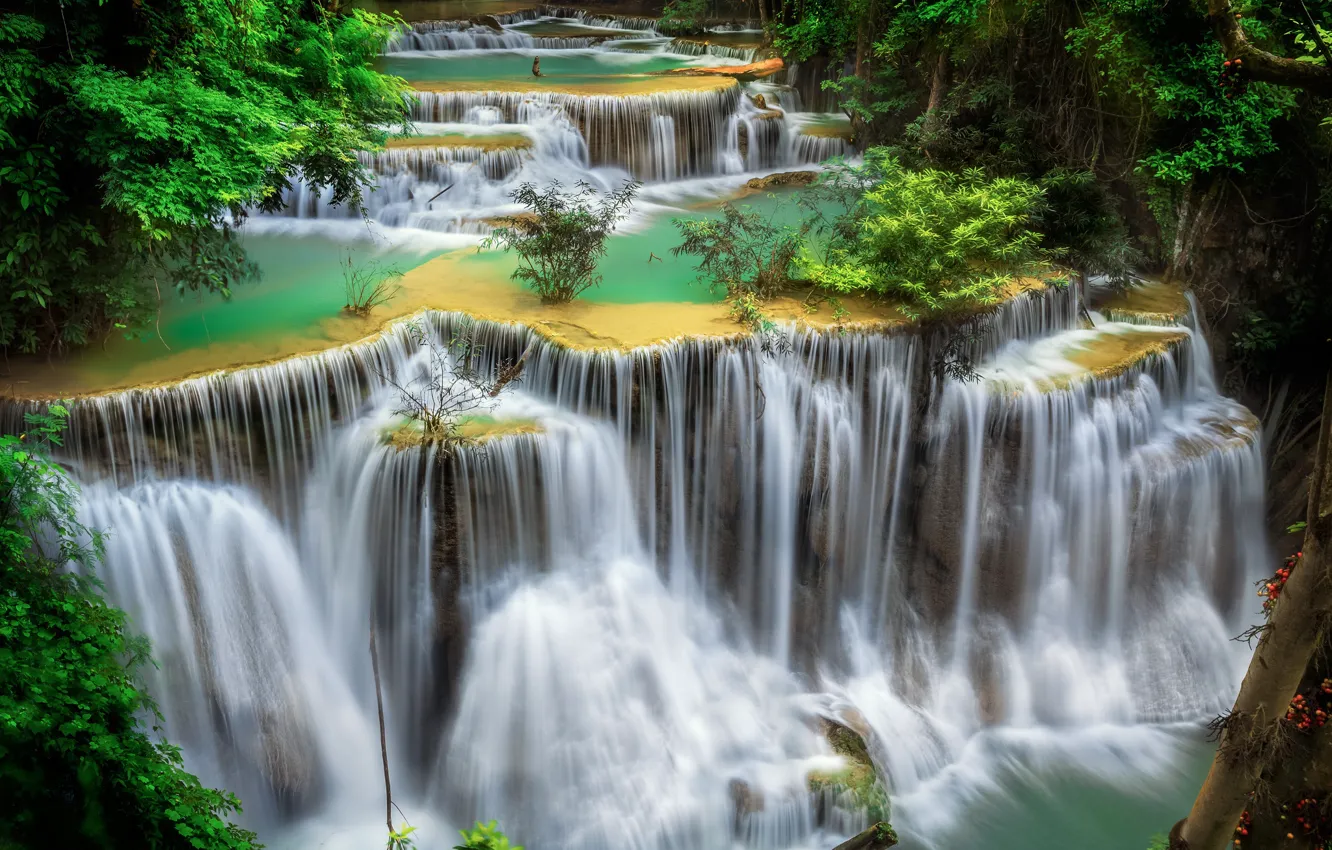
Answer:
27;8;1269;849
258;13;853;241
38;283;1267;850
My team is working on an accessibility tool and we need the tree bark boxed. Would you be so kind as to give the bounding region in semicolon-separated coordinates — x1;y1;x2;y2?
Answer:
1174;370;1332;850
1206;0;1332;94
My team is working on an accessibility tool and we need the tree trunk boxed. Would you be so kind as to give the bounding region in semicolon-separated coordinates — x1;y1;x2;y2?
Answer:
371;612;393;834
922;50;951;136
1205;0;1332;93
1173;370;1332;850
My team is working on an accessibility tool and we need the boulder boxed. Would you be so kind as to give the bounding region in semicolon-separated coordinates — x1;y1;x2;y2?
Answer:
470;14;504;32
657;57;785;81
807;716;890;826
745;171;818;190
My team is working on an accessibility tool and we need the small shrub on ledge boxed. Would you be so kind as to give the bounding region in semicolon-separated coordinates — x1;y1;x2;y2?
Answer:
483;180;640;304
799;150;1050;318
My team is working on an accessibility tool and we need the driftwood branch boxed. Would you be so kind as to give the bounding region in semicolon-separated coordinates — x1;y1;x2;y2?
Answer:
831;823;898;850
1208;0;1332;94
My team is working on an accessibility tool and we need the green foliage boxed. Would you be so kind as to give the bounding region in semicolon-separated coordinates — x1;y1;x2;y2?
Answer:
1065;0;1298;184
341;250;404;316
872;821;899;846
800;150;1048;315
1;0;410;354
483;180;639;303
455;820;522;850
0;406;261;849
672;202;805;304
1145;836;1169;850
659;0;710;35
1034;169;1140;285
389;822;419;850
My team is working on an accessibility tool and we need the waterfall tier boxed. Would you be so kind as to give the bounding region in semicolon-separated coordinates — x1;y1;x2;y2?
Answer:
15;280;1264;848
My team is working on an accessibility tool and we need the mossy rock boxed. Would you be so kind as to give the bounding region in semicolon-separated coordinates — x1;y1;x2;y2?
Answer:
808;717;890;824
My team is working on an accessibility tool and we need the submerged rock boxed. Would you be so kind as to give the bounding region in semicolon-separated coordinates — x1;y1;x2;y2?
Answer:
745;170;818;189
808;716;890;826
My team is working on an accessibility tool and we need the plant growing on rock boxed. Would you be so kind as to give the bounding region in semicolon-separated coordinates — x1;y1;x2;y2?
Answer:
483;180;640;303
341;250;404;316
380;320;521;454
799;150;1048;317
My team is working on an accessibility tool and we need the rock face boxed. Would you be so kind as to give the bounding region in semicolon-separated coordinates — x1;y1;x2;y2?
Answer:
745;170;819;189
807;716;890;826
657;57;785;81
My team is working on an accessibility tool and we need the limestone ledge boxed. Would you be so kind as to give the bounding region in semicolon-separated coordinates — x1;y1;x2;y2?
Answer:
985;327;1192;395
1094;279;1189;325
385;133;533;151
0;252;1060;401
385;415;544;451
409;76;737;96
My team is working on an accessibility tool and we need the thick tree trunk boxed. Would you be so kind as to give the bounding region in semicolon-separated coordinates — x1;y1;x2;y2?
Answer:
1173;371;1332;850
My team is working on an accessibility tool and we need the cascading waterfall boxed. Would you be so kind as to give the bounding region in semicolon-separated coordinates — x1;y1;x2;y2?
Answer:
248;9;862;241
25;282;1268;849
410;87;744;179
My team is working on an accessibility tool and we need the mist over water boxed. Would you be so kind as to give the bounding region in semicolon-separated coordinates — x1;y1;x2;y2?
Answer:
39;10;1271;850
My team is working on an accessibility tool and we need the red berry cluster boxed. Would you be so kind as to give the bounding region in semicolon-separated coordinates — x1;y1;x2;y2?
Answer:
1233;808;1252;845
1286;680;1332;732
1292;796;1332;846
1220;57;1247;98
1259;552;1301;614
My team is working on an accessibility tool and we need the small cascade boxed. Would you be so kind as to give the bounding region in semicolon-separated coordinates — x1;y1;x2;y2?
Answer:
793;133;856;164
669;38;762;62
388;21;536;52
410;87;742;180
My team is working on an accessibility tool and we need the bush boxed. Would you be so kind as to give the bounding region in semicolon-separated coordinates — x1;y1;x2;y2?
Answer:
341;250;404;316
0;406;260;850
455;820;522;850
658;0;709;35
1035;169;1140;287
483;180;639;303
672;203;805;302
381;320;525;454
800;150;1048;315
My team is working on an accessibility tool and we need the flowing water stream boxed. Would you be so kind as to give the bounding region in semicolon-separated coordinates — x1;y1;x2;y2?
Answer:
18;7;1271;850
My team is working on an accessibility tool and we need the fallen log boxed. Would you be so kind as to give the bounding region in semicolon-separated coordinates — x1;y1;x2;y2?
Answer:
831;822;899;850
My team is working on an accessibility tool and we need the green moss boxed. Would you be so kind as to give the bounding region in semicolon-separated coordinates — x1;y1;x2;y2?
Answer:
808;720;891;824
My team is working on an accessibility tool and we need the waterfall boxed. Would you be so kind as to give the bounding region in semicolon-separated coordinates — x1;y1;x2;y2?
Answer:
410;87;742;180
31;285;1266;849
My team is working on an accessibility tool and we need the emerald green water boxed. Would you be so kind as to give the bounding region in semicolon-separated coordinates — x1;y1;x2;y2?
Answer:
910;726;1211;850
158;235;440;348
382;51;701;84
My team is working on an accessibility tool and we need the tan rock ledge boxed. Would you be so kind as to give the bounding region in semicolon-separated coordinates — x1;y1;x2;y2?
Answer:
655;57;784;81
385;414;544;451
1096;279;1190;324
0;248;1063;400
410;75;737;95
385;132;533;151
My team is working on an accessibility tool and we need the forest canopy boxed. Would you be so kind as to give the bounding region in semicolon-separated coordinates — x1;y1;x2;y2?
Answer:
0;0;410;355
